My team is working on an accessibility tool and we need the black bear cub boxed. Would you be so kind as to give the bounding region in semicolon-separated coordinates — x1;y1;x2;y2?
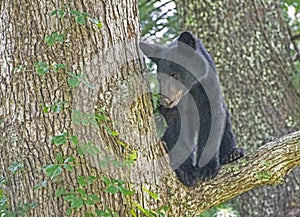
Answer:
140;31;244;187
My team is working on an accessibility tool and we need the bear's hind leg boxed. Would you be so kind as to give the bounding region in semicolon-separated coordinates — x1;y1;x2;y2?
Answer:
219;109;245;165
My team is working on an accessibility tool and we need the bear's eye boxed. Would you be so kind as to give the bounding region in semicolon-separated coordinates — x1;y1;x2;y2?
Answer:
170;73;178;79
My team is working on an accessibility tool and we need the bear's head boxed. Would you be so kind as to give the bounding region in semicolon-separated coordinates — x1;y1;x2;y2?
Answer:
139;31;210;108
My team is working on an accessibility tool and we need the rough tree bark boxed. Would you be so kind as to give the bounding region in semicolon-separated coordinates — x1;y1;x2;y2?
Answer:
174;0;300;216
0;0;299;216
166;131;300;214
0;0;161;216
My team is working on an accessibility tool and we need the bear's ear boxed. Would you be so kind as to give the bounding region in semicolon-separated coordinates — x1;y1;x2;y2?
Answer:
139;42;162;63
178;31;197;50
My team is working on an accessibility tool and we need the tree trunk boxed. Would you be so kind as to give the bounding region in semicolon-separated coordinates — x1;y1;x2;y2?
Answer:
175;0;300;216
0;0;163;216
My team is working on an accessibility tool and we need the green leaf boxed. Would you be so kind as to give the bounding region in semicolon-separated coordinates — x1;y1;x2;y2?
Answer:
130;209;137;217
76;146;85;155
82;78;94;89
63;193;75;201
51;10;59;15
66;208;72;215
70;198;84;209
105;185;118;194
77;141;100;156
0;177;6;186
55;153;64;163
101;176;111;185
76;16;86;25
87;145;100;156
110;159;122;168
85;198;94;205
51;132;68;145
81;118;90;126
118;185;134;196
116;140;128;148
88;194;100;203
292;72;300;90
96;210;111;217
43;164;63;180
113;179;125;185
88;18;102;28
111;130;119;137
52;104;59;113
44;100;67;114
68;77;80;88
8;162;24;174
33;180;47;190
71;110;82;124
89;18;99;24
99;160;108;167
23;202;39;210
113;213;119;217
55;188;67;197
95;113;107;122
45;35;55;46
58;10;66;18
84;212;95;217
87;175;96;184
43;106;50;113
77;188;87;199
132;202;157;217
70;10;81;16
13;65;26;72
56;33;64;43
53;63;67;72
97;22;103;28
51;8;66;18
63;164;73;171
70;135;78;145
142;187;160;201
82;12;90;17
64;156;75;163
66;71;77;77
128;150;137;161
35;62;50;76
77;176;86;187
71;110;99;128
104;126;119;136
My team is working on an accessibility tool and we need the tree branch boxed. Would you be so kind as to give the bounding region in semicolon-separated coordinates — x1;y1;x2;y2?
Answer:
165;131;300;214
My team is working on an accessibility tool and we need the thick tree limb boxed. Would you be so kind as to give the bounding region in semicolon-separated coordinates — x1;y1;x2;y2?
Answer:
166;131;300;215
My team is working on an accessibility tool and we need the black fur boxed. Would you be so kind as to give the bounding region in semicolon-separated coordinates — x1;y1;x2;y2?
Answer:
140;32;244;187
